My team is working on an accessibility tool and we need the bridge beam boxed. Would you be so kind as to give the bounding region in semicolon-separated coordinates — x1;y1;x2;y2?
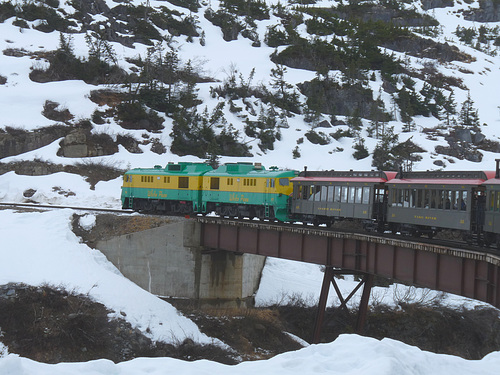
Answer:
197;217;500;309
313;268;374;344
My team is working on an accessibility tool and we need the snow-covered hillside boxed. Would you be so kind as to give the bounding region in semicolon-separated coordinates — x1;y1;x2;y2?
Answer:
1;0;500;173
2;0;500;373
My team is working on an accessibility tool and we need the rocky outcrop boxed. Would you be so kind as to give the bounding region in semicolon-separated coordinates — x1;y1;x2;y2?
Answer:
57;129;118;158
463;0;500;22
434;128;490;162
382;36;474;63
0;126;70;159
298;79;374;119
421;0;455;11
0;124;135;160
42;100;74;123
332;4;439;26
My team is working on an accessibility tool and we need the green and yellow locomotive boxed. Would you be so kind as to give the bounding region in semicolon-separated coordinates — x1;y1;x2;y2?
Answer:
121;162;297;221
202;162;296;221
121;162;213;214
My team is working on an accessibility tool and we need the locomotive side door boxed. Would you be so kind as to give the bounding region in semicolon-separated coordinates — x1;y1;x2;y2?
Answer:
471;187;486;235
373;184;388;222
264;177;272;217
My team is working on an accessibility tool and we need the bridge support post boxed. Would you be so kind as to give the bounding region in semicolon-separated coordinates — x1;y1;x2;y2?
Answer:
312;267;373;344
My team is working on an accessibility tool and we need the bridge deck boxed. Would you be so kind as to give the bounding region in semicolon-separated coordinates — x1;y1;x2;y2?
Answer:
197;217;500;309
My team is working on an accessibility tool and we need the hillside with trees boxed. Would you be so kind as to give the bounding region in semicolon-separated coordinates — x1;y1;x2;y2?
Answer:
1;0;500;176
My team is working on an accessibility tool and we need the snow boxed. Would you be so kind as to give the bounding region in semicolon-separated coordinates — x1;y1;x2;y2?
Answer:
0;209;218;347
1;0;500;373
0;201;497;374
1;334;500;374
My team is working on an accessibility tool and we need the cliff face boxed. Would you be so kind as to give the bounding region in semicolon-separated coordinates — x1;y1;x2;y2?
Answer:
0;126;70;159
464;0;500;22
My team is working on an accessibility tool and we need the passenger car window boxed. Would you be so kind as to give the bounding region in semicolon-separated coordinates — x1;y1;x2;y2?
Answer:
362;187;370;204
341;187;348;203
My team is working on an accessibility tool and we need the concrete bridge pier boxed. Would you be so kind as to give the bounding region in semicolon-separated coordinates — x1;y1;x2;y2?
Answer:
95;218;266;308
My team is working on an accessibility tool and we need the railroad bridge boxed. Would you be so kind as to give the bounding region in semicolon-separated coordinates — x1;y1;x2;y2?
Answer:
97;215;500;343
197;217;500;342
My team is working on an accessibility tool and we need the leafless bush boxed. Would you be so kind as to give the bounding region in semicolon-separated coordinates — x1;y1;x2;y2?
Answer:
72;159;124;189
392;284;446;307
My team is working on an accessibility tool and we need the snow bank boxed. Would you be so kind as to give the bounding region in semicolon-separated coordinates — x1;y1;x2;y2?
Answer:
0;209;217;345
0;335;499;375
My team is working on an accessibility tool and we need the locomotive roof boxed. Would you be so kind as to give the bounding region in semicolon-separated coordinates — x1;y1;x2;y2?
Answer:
125;162;213;175
390;170;496;185
206;162;297;177
293;170;397;183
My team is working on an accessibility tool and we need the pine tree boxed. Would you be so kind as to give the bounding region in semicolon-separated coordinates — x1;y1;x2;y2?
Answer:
164;50;180;103
85;32;117;65
347;110;362;137
353;138;369;160
372;126;399;170
442;91;457;126
269;64;300;114
458;91;480;131
367;96;390;139
178;60;200;108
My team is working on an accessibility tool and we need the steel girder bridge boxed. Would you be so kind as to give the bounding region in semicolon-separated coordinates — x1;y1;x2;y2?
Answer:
197;217;500;343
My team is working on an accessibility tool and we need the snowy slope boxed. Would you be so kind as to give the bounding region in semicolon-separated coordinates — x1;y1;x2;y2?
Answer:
1;0;500;373
0;0;499;172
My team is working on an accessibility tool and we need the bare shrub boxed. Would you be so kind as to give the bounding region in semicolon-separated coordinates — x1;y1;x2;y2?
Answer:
42;100;74;122
72;159;124;189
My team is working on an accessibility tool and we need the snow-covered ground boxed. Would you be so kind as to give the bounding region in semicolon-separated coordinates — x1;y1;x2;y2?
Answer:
1;0;500;172
0;206;499;374
1;334;499;375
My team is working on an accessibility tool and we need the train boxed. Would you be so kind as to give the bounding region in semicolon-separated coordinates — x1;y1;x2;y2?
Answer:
121;160;500;248
121;162;296;221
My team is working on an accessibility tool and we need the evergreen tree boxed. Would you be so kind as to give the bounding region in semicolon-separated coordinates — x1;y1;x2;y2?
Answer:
442;91;457;126
178;60;201;108
391;137;424;172
85;31;117;65
367;96;391;139
347;109;362;137
269;64;300;114
163;49;180;103
57;32;74;57
353;138;369;160
372;126;399;170
458;91;480;130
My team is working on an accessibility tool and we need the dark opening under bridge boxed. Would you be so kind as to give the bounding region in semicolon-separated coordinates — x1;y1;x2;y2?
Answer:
197;217;500;343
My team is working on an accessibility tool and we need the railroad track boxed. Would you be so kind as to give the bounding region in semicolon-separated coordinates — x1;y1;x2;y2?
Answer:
0;202;134;215
206;216;500;256
3;202;499;257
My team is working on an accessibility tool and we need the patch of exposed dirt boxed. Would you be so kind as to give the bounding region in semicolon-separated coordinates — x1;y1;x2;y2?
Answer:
270;303;500;360
0;283;305;364
171;304;304;361
1;281;500;364
72;213;177;248
0;283;236;364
